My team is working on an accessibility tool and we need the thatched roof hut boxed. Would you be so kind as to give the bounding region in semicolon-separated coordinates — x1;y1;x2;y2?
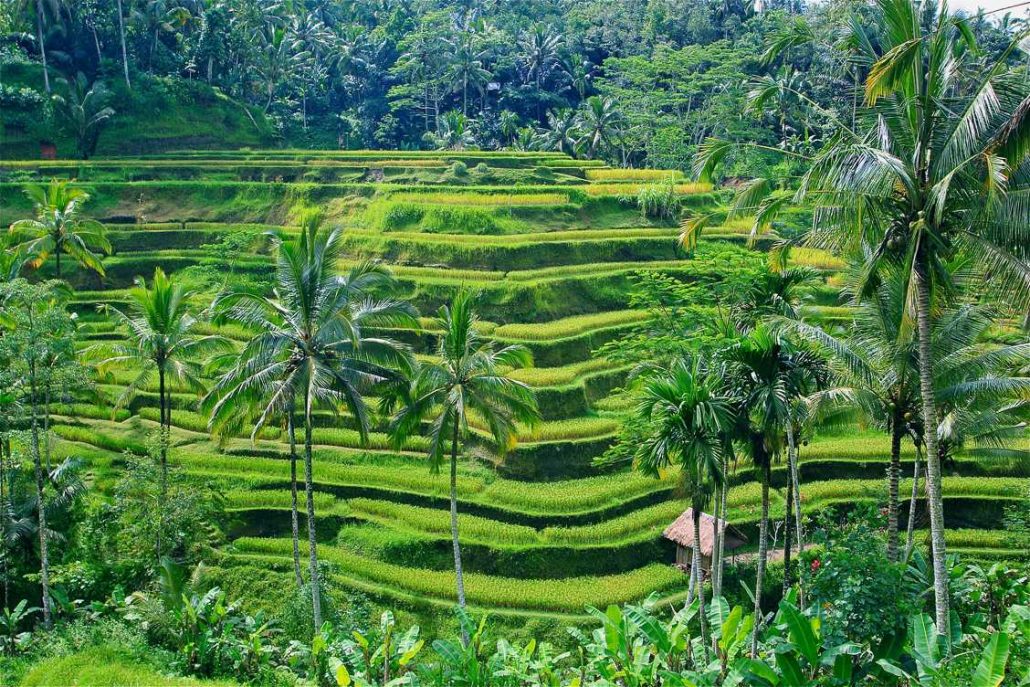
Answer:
663;508;747;571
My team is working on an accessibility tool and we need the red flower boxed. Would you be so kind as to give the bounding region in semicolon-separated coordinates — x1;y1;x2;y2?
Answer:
810;558;821;572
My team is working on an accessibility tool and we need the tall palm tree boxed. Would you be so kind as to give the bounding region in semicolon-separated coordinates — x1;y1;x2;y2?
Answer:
7;180;110;279
634;358;731;657
207;219;414;630
720;325;825;656
388;290;539;638
695;0;1030;634
780;268;921;563
98;268;229;557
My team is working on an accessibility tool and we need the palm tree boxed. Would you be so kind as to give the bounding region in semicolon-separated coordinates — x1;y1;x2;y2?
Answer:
389;291;539;639
445;34;491;116
52;74;115;160
425;111;476;151
780;269;921;563
720;325;825;656
575;96;624;160
207;218;414;630
695;0;1030;634
633;358;731;657
7;180;110;279
544;108;578;156
98;268;229;557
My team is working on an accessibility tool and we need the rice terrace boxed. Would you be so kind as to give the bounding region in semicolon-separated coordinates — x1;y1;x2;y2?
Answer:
0;0;1029;684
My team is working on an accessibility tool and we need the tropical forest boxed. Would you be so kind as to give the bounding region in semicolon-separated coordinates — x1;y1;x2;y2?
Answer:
0;0;1028;684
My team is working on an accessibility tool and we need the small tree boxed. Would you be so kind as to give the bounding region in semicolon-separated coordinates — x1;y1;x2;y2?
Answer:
52;73;115;159
7;180;110;279
0;279;76;628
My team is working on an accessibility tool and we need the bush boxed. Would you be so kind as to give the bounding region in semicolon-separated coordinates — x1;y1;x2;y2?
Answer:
801;507;919;647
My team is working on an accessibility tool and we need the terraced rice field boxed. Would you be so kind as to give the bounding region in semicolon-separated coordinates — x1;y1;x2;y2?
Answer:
5;150;1026;623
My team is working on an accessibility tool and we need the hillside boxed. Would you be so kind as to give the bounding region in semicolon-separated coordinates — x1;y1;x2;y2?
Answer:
2;150;1025;635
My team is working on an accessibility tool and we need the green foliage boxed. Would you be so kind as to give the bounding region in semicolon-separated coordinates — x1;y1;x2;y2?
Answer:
802;508;918;647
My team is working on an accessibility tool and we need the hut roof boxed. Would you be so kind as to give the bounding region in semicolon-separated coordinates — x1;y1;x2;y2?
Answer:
663;508;747;557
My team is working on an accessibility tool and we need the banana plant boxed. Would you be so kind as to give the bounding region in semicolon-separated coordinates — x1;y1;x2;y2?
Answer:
0;599;38;655
335;611;424;687
736;600;861;686
576;596;700;686
707;598;753;678
491;637;569;686
877;614;1011;687
430;608;491;686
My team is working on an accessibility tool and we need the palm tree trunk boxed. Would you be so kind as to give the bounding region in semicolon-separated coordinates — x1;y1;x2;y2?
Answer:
750;460;770;658
713;475;728;598
35;0;50;94
0;437;8;608
54;249;60;279
91;25;103;64
887;418;903;562
29;363;52;629
449;415;469;645
782;472;794;593
686;556;697;605
692;507;710;662
304;393;322;630
43;383;51;473
786;424;804;604
116;0;131;89
288;410;303;588
904;444;922;561
915;269;950;638
156;366;167;560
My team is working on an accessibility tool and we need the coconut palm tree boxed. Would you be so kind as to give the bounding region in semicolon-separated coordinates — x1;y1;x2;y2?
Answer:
52;74;115;160
7;180;110;280
695;0;1030;633
633;358;731;657
98;268;229;557
720;325;826;656
388;290;539;639
207;218;415;630
779;268;921;563
575;96;624;160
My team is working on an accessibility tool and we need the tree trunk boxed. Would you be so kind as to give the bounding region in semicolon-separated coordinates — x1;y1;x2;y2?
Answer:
693;506;710;662
116;0;131;90
904;444;922;561
786;424;804;604
288;410;303;588
713;475;728;598
887;418;903;562
915;269;950;639
449;415;469;645
304;390;322;630
54;249;61;279
0;438;8;608
782;471;794;594
43;383;51;473
91;25;103;64
750;460;770;658
35;0;50;94
156;366;167;560
29;364;52;629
